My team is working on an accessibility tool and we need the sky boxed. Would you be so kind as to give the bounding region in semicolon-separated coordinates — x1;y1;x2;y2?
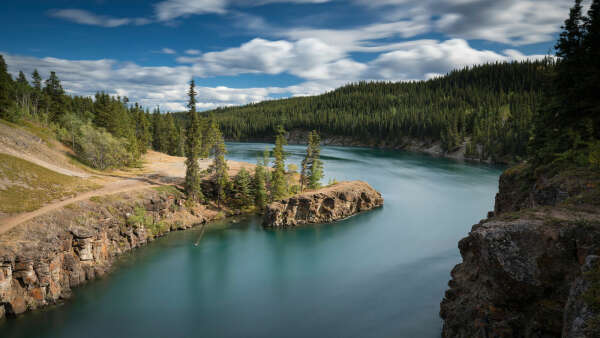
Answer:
0;0;574;112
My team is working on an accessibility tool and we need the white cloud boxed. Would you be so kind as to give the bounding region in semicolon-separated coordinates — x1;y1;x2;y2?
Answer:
154;0;331;21
185;49;201;55
178;37;349;80
354;0;570;45
159;48;177;54
48;9;150;27
365;39;547;81
1;37;547;112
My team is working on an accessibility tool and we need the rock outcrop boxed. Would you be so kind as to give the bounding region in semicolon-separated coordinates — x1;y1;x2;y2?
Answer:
440;164;600;337
263;181;383;228
0;187;219;320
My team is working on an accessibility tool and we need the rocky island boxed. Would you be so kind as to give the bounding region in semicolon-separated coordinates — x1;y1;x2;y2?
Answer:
263;180;383;227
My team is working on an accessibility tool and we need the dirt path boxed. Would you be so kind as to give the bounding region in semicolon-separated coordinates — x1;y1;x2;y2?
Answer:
0;178;162;235
0;150;257;235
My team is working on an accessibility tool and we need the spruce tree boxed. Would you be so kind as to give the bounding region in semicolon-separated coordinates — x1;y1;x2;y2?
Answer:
254;159;268;210
211;124;229;207
308;131;324;189
233;167;253;208
300;131;314;192
31;69;42;116
270;126;288;200
0;55;15;120
184;80;204;202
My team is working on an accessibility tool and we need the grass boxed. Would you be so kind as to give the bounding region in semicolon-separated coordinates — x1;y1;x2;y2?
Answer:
0;153;99;214
0;119;56;148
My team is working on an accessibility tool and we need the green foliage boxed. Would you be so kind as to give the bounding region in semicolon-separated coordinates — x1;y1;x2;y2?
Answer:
203;61;547;163
530;0;600;168
184;80;205;202
232;167;253;208
210;123;229;207
254;159;268;210
270;126;288;200
76;123;132;170
308;131;324;189
126;205;152;228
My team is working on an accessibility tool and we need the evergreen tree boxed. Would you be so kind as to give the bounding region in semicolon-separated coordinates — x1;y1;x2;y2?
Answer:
184;80;204;202
211;124;229;207
308;131;324;189
232;167;253;208
531;0;600;166
270;126;288;200
31;69;42;116
300;131;314;192
0;55;15;120
254;159;268;210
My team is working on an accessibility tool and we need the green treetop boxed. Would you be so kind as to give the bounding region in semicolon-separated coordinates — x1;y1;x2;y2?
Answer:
184;80;205;202
211;123;229;207
270;126;289;200
308;131;324;189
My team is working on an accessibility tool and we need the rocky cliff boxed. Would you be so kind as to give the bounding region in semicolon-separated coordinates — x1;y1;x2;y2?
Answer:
0;187;221;320
263;181;383;227
440;164;600;337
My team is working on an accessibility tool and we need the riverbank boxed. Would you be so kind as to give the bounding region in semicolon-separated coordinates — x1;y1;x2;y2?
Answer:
0;186;230;319
228;129;497;165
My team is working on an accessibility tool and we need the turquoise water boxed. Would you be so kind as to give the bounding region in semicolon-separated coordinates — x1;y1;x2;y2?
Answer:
0;143;502;338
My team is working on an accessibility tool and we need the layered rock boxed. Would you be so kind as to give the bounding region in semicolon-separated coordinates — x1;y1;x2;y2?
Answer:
263;181;383;227
440;164;600;337
0;188;218;320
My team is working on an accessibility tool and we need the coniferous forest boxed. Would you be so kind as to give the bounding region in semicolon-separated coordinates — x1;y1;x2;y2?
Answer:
199;60;551;164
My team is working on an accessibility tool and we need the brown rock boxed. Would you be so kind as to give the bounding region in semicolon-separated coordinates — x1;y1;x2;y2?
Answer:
263;181;383;228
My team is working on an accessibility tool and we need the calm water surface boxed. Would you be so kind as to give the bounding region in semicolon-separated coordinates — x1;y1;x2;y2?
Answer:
0;143;502;338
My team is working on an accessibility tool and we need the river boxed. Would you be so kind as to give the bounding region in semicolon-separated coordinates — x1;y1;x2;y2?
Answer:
0;143;502;338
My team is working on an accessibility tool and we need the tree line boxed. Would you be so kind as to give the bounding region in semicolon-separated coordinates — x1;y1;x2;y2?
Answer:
197;60;549;164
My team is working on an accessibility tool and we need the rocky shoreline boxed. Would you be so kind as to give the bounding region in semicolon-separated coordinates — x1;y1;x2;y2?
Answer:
0;180;385;321
263;181;383;228
440;164;600;337
0;187;221;320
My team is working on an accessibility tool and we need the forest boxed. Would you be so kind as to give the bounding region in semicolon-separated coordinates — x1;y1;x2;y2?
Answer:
199;61;550;163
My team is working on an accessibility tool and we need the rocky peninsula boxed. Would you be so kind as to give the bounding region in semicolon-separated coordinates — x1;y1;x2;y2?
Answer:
263;180;383;227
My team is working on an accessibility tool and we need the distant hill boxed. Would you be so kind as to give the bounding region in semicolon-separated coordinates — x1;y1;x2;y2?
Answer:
189;61;551;164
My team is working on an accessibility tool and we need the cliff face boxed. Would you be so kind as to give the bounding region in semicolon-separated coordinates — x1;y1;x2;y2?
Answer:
263;181;383;228
440;164;600;337
0;188;218;320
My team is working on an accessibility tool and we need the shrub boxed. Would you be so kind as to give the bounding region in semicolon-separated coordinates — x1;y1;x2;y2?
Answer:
76;123;131;170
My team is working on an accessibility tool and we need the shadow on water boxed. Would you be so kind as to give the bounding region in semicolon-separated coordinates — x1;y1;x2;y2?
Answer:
0;143;502;338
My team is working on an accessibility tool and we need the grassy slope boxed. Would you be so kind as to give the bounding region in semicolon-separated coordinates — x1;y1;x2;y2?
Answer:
0;153;99;214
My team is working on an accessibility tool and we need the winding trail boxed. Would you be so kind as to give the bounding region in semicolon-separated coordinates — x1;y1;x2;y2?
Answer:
0;150;256;235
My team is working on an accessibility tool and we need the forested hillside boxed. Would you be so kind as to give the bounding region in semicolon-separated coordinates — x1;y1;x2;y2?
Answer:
0;56;188;169
203;61;551;163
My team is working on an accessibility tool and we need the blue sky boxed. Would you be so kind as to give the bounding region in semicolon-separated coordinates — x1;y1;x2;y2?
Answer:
1;0;573;111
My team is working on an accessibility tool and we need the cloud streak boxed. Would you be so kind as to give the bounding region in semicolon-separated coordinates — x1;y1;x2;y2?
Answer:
48;9;150;27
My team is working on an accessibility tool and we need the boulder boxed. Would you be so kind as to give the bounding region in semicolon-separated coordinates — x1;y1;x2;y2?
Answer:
263;181;383;227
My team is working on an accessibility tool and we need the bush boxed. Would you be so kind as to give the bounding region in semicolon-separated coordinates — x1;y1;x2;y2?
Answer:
76;123;132;170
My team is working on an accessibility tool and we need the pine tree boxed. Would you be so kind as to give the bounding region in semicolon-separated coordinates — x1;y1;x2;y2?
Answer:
300;131;314;192
270;126;288;200
184;80;204;202
254;159;268;210
308;131;324;189
0;55;15;120
211;124;229;207
232;167;253;208
31;69;42;116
